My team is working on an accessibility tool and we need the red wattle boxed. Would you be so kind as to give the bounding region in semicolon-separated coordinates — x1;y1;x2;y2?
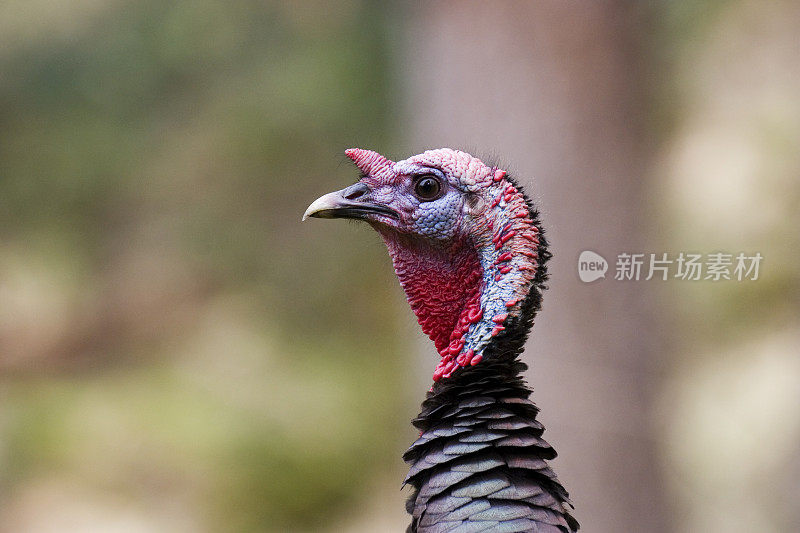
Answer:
384;236;484;355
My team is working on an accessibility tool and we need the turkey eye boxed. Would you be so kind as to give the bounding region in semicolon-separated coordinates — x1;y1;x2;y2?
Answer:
414;176;442;200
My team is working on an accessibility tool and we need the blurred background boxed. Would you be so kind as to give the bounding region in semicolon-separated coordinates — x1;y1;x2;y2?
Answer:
0;1;798;532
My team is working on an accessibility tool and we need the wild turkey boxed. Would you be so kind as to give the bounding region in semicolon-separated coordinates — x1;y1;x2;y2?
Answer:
304;148;579;532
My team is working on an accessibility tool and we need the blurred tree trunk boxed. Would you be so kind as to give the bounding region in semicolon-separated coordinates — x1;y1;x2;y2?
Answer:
402;2;667;532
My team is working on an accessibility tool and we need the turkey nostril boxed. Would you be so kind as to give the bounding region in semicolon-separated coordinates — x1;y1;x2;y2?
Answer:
344;183;369;200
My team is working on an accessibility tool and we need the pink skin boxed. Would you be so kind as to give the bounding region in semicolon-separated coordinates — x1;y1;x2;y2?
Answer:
325;148;542;381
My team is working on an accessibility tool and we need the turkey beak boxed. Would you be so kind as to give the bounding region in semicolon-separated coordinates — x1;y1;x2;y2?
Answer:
303;182;398;221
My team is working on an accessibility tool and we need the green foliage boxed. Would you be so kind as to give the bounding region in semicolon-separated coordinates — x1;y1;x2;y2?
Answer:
0;1;408;530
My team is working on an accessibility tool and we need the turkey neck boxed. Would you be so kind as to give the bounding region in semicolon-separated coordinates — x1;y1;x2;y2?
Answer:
401;238;579;531
402;352;579;532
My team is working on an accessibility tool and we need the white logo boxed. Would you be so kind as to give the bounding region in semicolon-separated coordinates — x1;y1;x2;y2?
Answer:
578;251;608;282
